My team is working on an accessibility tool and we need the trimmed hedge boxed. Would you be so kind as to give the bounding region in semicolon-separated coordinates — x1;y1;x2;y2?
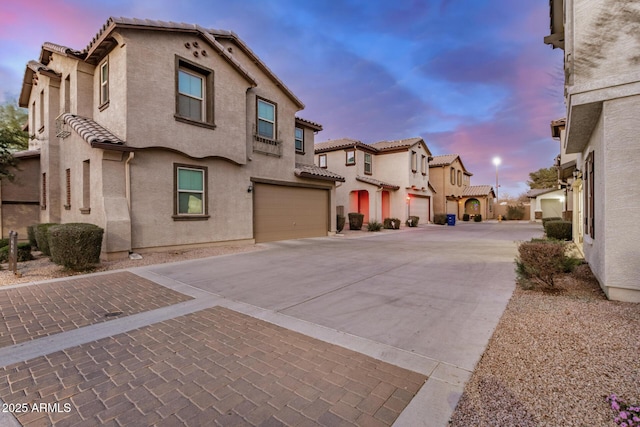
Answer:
545;220;572;241
474;214;482;222
541;217;562;227
27;225;38;248
35;223;58;256
406;216;420;227
462;214;470;222
48;223;104;270
383;218;401;229
0;239;8;248
433;214;447;225
348;213;364;230
0;243;33;263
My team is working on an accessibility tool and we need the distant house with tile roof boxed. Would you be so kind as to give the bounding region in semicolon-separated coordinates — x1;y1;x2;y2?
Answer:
11;16;344;257
315;137;434;225
429;154;496;220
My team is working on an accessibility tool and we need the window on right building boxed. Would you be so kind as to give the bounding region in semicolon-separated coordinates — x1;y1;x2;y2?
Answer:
585;152;595;238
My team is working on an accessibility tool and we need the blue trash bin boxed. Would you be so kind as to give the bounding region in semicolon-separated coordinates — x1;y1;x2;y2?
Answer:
447;214;456;226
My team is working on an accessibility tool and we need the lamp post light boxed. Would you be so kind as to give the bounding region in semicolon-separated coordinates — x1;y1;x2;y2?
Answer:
493;157;501;203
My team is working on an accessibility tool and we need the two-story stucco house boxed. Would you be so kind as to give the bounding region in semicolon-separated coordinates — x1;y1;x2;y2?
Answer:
314;137;434;225
545;1;640;302
429;154;495;220
17;17;343;258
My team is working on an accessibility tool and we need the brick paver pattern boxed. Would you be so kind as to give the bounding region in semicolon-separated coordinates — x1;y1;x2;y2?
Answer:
0;272;193;348
0;307;427;426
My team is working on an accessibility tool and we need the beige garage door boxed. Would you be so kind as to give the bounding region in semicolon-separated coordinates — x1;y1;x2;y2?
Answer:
412;195;431;223
254;183;329;243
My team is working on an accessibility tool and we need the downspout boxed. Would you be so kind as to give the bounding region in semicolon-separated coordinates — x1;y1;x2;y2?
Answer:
125;152;134;210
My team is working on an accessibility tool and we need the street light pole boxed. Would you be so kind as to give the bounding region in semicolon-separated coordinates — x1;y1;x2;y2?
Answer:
493;157;501;203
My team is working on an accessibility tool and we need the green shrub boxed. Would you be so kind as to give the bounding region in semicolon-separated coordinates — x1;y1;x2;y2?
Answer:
462;214;470;221
336;215;345;233
474;214;482;222
348;213;364;230
515;239;581;288
506;205;525;220
0;238;8;248
48;223;103;270
542;217;562;227
383;218;400;229
367;221;383;232
27;225;38;248
433;214;447;225
0;243;33;263
545;220;572;241
35;223;58;256
406;216;419;227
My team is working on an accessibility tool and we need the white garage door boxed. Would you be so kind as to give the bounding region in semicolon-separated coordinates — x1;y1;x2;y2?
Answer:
411;195;431;224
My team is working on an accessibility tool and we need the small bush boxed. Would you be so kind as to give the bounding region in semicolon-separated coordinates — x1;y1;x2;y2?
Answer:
406;216;420;227
348;213;364;230
542;217;562;227
433;214;447;225
27;225;38;248
35;223;58;256
336;215;345;233
474;214;482;222
0;243;33;263
462;214;470;221
0;238;8;248
367;221;383;232
383;218;401;229
506;205;525;220
48;223;103;270
545;220;572;241
515;239;581;288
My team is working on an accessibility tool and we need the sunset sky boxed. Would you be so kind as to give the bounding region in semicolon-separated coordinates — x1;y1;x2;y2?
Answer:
0;0;565;197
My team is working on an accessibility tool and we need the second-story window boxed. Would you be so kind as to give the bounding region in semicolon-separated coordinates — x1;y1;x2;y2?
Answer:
457;170;462;187
257;99;276;139
411;151;417;173
421;155;427;176
295;127;304;153
346;149;356;165
319;154;327;168
178;68;204;121
364;153;372;174
100;60;109;106
450;167;456;185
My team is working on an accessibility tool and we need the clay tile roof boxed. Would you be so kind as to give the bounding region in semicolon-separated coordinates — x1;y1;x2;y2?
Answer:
526;187;559;198
429;154;459;167
295;117;323;131
355;176;400;190
314;138;363;153
13;150;41;159
26;60;59;77
462;185;494;197
41;42;84;58
294;163;345;182
370;137;422;151
62;114;125;145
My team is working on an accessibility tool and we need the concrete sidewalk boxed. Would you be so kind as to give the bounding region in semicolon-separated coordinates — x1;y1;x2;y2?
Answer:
0;221;542;426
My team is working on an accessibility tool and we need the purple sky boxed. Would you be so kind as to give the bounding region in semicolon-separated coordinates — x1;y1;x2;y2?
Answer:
0;0;565;197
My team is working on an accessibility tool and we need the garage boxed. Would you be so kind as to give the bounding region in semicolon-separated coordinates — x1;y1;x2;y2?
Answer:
254;183;329;243
410;195;431;223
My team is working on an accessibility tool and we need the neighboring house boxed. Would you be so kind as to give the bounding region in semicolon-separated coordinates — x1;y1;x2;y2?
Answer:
429;154;495;220
0;150;40;241
314;137;434;225
545;1;640;302
526;187;565;221
17;17;343;259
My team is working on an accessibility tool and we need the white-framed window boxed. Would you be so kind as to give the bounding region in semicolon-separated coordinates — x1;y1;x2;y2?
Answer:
421;155;427;176
346;149;356;166
178;68;204;121
411;151;417;172
175;165;207;216
364;153;372;174
295;127;304;152
319;154;327;168
100;60;109;105
257;99;276;139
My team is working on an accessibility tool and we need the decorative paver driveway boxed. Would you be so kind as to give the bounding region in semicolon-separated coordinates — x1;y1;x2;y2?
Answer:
0;306;425;426
0;272;192;348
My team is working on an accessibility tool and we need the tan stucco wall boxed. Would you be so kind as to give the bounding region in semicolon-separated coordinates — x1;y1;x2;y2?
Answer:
0;156;40;241
429;158;467;216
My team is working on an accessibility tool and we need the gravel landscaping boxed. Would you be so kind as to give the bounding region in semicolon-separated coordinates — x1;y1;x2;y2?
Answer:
450;264;640;426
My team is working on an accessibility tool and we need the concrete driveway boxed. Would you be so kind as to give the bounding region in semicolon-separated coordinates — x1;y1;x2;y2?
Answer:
141;221;543;425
